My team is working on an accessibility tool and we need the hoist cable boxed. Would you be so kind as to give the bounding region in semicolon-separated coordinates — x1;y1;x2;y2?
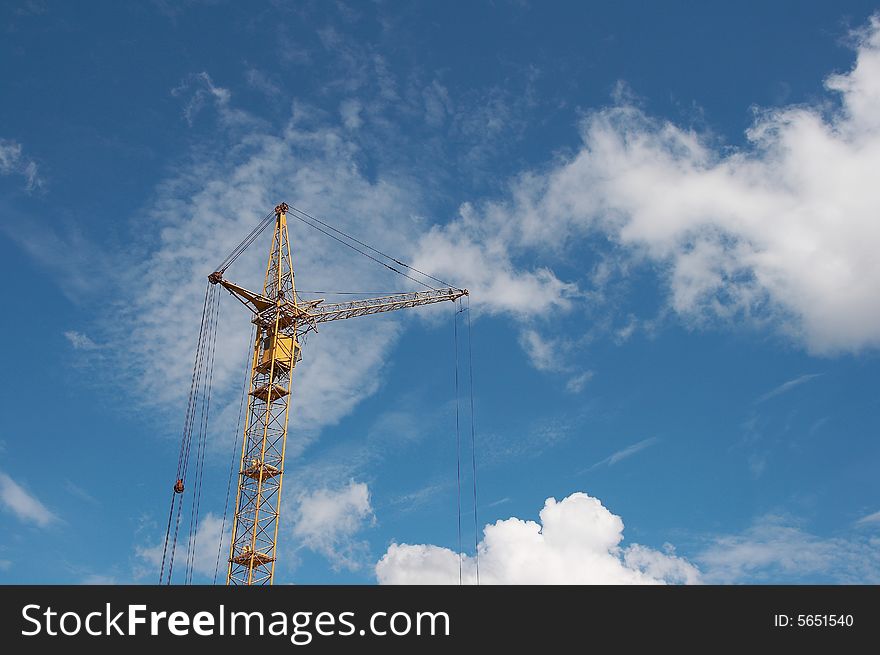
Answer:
180;290;211;484
175;283;211;477
173;287;215;584
453;300;463;585
165;490;184;583
195;287;221;580
186;285;220;584
161;281;213;584
157;490;178;584
466;295;480;585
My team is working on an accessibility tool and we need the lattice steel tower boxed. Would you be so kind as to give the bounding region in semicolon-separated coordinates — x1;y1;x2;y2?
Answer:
208;203;467;585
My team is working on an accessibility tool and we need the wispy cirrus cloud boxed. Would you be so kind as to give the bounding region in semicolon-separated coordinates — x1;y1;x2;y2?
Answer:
517;329;592;392
0;139;43;192
586;437;659;472
756;373;823;404
697;515;880;583
0;472;57;527
856;510;880;526
64;331;101;351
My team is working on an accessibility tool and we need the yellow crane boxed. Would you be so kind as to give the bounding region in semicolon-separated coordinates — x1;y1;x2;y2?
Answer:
194;203;467;585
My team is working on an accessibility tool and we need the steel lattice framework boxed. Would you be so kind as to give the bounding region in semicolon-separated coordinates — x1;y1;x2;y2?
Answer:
213;203;467;585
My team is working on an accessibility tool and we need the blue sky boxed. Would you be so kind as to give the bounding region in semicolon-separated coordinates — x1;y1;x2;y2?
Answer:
1;1;879;584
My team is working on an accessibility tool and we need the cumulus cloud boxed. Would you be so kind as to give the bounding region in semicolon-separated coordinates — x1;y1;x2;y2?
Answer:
376;491;700;584
0;139;42;191
292;481;375;570
414;16;880;354
0;472;57;527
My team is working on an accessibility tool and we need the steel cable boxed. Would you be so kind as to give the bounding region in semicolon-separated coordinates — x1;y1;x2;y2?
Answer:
286;205;454;288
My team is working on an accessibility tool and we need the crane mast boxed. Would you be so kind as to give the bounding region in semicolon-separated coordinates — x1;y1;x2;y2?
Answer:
221;204;297;585
211;203;467;585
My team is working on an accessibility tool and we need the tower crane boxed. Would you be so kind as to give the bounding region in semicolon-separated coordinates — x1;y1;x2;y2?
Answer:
196;203;467;585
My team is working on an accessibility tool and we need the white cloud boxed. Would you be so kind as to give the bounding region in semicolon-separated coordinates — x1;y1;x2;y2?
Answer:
292;481;375;570
339;98;364;130
623;543;702;585
697;515;880;583
171;72;247;127
245;67;281;99
376;491;700;584
0;139;43;191
64;330;100;351
64;479;99;505
423;80;451;127
756;373;822;403
81;574;118;585
517;329;593;392
856;510;880;526
15;0;46;17
187;512;228;578
414;16;880;354
0;472;57;527
588;437;659;471
412;207;579;317
136;512;228;582
518;328;564;372
565;371;593;393
3;223;112;304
